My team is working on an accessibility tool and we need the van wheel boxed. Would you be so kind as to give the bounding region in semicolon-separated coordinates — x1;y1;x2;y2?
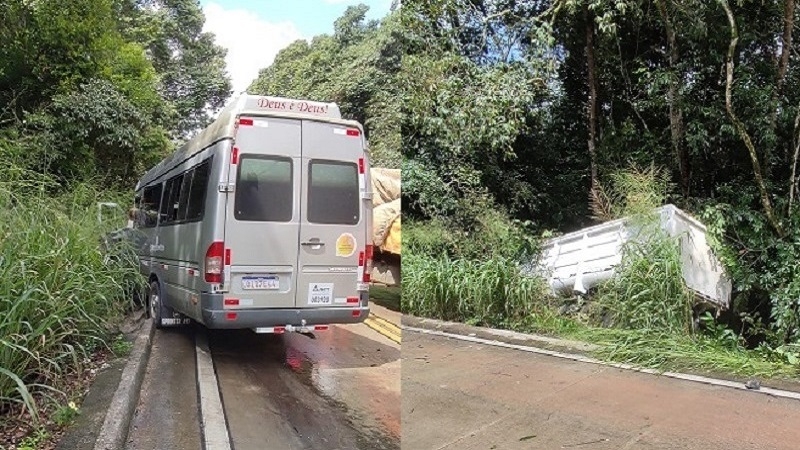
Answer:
148;280;166;329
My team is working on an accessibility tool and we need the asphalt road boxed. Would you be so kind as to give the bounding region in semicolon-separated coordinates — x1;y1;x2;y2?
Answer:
402;329;800;450
125;311;400;450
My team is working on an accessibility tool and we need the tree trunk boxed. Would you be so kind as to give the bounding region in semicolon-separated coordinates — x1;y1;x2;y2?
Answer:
718;0;784;237
584;4;599;194
770;0;794;129
765;0;795;176
656;0;690;198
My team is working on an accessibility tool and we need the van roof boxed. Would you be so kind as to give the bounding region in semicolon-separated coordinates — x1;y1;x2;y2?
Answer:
136;94;363;190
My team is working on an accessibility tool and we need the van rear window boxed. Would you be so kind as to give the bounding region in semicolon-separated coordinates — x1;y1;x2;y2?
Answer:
308;160;359;225
235;156;293;222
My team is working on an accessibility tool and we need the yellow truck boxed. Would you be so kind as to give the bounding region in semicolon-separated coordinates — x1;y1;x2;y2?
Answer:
370;168;400;287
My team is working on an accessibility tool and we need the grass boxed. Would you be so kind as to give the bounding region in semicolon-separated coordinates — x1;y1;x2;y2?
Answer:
406;164;800;380
370;285;401;312
402;252;550;328
0;175;142;425
595;221;694;334
403;219;800;381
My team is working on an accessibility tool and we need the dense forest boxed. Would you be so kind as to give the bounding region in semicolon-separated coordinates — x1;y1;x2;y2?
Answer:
0;0;230;442
249;4;401;168
402;0;800;372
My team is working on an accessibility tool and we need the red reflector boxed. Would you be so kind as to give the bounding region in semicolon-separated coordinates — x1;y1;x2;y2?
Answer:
226;312;237;321
346;296;359;303
358;157;365;174
358;251;365;266
352;310;361;317
224;298;239;306
274;326;285;334
232;147;239;164
362;244;373;283
225;249;231;266
346;128;360;137
314;325;329;331
239;118;253;126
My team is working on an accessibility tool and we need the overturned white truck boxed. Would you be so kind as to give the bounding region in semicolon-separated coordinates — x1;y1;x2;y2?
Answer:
532;204;732;309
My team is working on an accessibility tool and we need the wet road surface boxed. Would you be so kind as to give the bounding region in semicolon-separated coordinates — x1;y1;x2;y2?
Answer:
403;329;800;450
210;326;399;450
125;317;400;450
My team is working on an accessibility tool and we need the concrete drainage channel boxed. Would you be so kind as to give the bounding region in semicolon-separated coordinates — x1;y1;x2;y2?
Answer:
93;318;155;450
91;311;402;450
92;319;233;450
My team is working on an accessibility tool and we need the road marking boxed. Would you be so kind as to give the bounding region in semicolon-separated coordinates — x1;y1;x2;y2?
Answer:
195;331;232;450
364;313;401;344
404;326;800;402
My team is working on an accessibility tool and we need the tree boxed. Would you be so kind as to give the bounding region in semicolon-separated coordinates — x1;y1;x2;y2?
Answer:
249;5;401;168
115;0;232;140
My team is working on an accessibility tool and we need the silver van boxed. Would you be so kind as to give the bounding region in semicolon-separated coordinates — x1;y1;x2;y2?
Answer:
130;95;373;334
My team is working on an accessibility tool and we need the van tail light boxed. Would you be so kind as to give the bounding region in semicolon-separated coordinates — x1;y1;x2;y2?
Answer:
205;241;224;283
358;245;374;283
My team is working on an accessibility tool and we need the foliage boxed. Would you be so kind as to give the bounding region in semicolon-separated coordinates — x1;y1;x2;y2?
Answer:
403;0;800;351
249;5;401;168
115;0;232;139
404;211;540;261
0;170;144;422
0;0;229;427
24;78;169;186
402;251;551;327
595;224;694;334
53;401;80;427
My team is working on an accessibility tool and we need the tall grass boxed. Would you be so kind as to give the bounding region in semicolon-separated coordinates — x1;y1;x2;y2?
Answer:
403;212;549;326
0;174;142;423
403;252;550;326
595;222;694;334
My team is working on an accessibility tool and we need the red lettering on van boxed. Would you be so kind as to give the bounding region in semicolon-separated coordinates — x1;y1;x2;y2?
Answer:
257;98;328;115
257;98;289;109
298;102;328;114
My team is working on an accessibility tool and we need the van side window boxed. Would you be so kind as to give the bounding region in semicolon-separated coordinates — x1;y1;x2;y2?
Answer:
235;156;293;222
177;171;193;222
139;184;162;228
187;158;211;221
161;173;184;224
308;160;359;225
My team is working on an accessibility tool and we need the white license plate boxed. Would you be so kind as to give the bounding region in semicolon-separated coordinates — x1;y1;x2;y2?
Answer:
242;276;279;290
308;283;334;305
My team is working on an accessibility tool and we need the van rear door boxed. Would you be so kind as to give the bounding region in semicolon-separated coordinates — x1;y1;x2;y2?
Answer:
223;116;301;308
295;120;368;310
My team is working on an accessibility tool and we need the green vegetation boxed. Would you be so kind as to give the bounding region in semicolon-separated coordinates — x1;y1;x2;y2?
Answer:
249;4;401;168
0;172;145;423
370;285;402;312
112;334;135;357
53;401;81;428
401;0;800;378
0;0;231;435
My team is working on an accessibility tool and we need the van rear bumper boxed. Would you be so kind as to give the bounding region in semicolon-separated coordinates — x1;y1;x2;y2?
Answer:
199;293;370;329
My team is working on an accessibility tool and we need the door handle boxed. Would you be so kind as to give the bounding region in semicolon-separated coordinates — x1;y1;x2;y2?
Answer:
301;241;325;246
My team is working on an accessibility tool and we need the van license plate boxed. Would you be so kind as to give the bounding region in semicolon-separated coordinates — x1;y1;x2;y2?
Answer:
242;276;279;290
308;283;334;305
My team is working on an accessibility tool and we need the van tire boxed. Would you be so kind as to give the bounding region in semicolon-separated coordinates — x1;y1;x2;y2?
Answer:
148;280;166;329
